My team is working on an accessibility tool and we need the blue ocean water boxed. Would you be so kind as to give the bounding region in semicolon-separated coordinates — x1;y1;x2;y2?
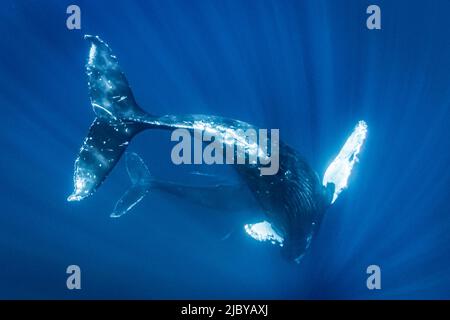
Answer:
0;0;449;299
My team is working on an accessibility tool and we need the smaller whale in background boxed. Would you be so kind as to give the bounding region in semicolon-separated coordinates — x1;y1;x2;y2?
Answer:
112;152;260;219
67;35;368;263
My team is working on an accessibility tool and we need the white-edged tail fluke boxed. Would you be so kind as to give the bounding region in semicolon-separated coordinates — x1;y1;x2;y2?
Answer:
67;35;152;202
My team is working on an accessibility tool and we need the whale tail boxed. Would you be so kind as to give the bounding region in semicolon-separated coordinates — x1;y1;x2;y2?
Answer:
67;35;153;202
110;152;152;218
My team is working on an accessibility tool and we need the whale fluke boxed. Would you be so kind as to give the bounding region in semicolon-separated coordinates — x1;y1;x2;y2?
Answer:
110;153;152;218
125;152;152;185
110;184;150;218
84;35;148;120
68;36;152;202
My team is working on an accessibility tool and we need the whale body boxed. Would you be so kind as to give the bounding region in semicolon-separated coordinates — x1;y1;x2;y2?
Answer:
68;35;367;263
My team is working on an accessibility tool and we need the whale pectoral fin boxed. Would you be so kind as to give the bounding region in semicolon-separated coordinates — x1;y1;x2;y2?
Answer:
324;182;335;206
188;171;232;185
111;184;150;218
244;221;284;246
322;120;368;204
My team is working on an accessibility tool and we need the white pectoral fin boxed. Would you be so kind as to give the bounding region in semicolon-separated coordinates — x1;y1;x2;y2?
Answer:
323;120;368;204
244;221;284;246
111;184;150;218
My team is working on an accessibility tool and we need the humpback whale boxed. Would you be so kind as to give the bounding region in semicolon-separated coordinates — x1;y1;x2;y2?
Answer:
112;152;260;219
68;35;367;263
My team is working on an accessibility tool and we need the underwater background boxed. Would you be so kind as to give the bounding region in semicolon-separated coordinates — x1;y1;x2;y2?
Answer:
0;0;449;299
